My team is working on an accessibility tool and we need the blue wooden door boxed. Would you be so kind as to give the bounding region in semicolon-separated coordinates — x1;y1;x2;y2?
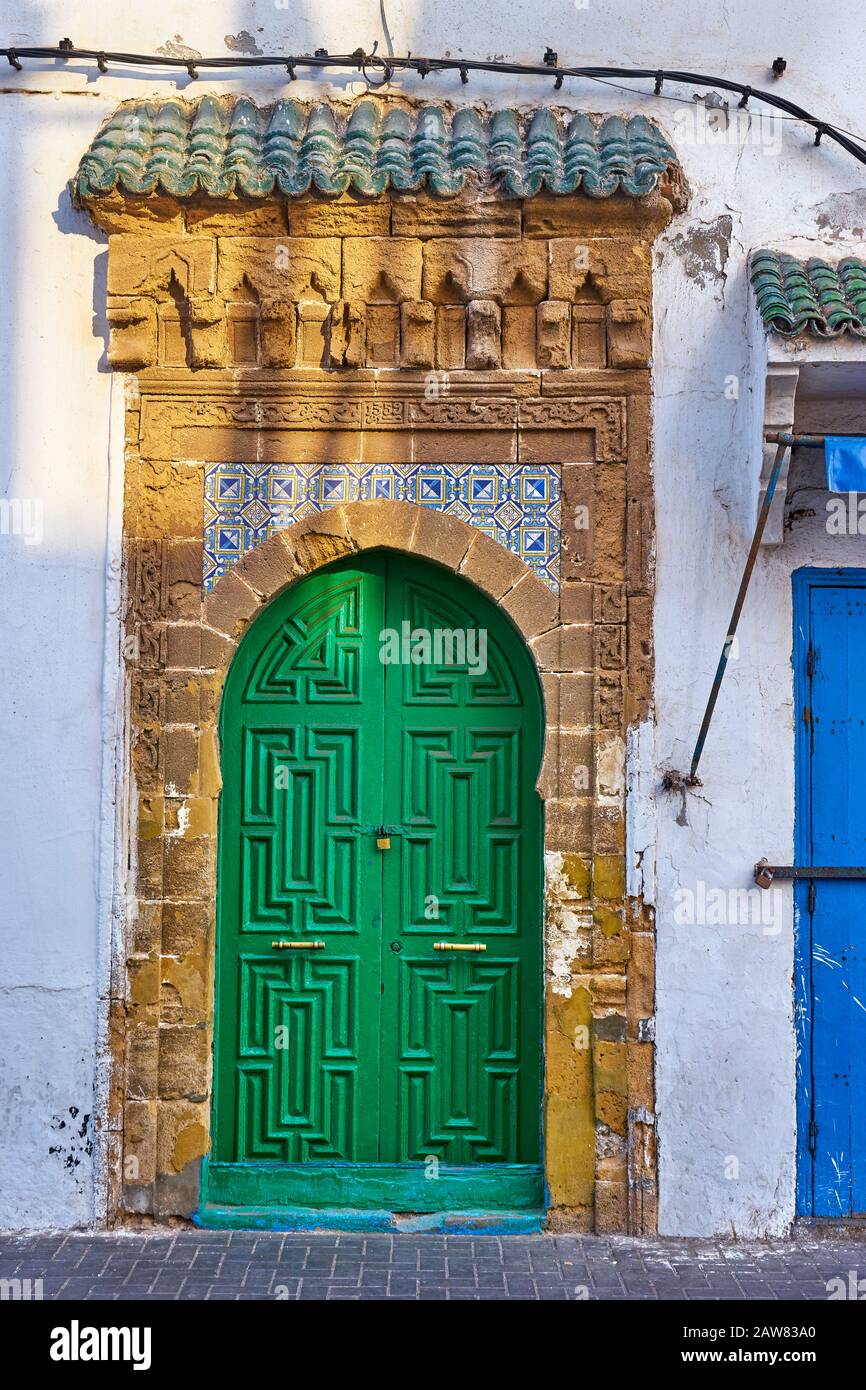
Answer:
795;569;866;1217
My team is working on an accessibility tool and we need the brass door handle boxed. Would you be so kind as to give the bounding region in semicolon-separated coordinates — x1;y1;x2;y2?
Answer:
271;940;326;950
433;942;487;952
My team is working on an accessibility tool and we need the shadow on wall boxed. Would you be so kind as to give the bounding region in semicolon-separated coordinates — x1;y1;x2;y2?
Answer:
0;82;119;1229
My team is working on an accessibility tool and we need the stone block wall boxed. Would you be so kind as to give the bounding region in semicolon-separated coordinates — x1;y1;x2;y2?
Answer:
87;177;671;1231
99;189;664;378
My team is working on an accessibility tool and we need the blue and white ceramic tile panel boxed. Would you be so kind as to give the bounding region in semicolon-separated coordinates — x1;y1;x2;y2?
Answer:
203;463;562;592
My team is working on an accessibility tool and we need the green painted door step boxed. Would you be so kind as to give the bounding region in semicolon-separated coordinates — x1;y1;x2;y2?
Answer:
194;1206;545;1235
201;1160;543;1213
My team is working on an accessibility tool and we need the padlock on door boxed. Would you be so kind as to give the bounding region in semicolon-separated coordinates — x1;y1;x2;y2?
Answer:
754;859;775;890
376;829;391;850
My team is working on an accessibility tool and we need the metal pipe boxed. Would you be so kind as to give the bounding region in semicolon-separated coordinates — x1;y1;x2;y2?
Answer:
687;439;792;781
765;431;829;448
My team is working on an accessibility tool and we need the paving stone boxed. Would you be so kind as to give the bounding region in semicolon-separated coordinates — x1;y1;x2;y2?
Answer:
3;1231;865;1301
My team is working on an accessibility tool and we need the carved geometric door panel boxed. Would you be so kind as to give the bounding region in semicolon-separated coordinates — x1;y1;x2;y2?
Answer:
378;557;543;1166
214;550;543;1193
214;565;386;1163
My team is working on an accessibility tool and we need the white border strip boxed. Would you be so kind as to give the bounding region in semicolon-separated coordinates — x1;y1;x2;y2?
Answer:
92;371;130;1226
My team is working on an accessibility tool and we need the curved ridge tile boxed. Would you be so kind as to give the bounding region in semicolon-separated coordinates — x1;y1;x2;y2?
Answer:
450;108;487;180
412;106;463;196
341;101;386;196
561;112;597;195
376;107;415;192
184;96;231;197
488;110;526;197
299;104;348;195
259;100;301;192
588;116;630;198
839;258;866;331
149;101;196;197
82;102;151;195
229;101;274;199
524;109;564;197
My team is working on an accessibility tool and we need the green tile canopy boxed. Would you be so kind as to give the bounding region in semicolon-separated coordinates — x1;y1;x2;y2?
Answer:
751;249;866;337
71;96;679;203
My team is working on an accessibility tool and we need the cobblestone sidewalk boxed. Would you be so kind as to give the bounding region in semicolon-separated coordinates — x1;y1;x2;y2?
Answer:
1;1229;863;1300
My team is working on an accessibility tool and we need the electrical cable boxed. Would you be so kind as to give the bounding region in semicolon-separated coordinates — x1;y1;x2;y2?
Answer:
4;43;866;169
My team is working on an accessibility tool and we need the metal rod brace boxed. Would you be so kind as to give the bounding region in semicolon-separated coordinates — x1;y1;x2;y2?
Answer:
754;858;866;888
688;439;791;781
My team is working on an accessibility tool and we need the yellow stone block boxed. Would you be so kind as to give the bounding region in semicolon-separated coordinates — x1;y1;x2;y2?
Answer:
108;235;216;297
593;853;626;900
342;237;422;303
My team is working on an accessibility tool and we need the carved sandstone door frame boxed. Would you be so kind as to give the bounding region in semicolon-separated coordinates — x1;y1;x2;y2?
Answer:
206;550;544;1220
71;94;679;1230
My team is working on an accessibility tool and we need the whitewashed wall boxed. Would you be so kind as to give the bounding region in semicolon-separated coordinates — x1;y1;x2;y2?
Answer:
1;0;864;1230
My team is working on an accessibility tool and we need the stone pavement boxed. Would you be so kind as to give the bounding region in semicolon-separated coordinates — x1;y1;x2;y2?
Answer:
1;1229;863;1300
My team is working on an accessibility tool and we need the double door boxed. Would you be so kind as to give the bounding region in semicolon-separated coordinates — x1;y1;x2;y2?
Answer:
213;551;543;1207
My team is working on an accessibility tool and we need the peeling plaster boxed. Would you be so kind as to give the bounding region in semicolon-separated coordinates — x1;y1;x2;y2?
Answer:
167;801;191;837
596;733;626;804
648;101;853;1232
155;36;203;60
667;215;733;292
814;188;866;241
650;186;866;1232
224;31;264;56
544;851;592;998
626;720;656;906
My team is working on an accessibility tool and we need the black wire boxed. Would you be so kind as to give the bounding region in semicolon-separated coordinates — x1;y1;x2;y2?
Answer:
4;44;866;169
588;70;866;148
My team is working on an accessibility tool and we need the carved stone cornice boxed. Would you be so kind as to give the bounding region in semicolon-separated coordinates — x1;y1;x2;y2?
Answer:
104;220;657;375
136;378;627;464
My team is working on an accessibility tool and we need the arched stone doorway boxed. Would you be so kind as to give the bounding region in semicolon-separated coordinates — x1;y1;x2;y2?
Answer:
76;95;675;1231
206;547;545;1224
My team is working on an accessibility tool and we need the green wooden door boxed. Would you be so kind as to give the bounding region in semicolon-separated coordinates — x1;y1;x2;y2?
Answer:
209;551;543;1215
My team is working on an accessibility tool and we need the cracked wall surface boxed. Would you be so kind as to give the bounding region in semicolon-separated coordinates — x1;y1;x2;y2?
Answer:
655;212;866;1238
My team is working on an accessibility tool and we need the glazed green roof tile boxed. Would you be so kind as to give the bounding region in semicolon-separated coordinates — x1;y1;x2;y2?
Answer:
750;250;866;337
72;97;679;202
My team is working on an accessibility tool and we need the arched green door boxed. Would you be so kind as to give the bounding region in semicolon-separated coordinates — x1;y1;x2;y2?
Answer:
206;550;544;1218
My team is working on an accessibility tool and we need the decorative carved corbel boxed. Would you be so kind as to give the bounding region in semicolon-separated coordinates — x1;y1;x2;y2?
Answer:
606;299;651;368
107;296;157;369
258;296;297;369
297;301;330;367
217;237;341;306
400;301;436;369
466;300;502;370
330;301;365;368
422;239;548;306
536;302;571;368
188;294;228;369
107;235;216;298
